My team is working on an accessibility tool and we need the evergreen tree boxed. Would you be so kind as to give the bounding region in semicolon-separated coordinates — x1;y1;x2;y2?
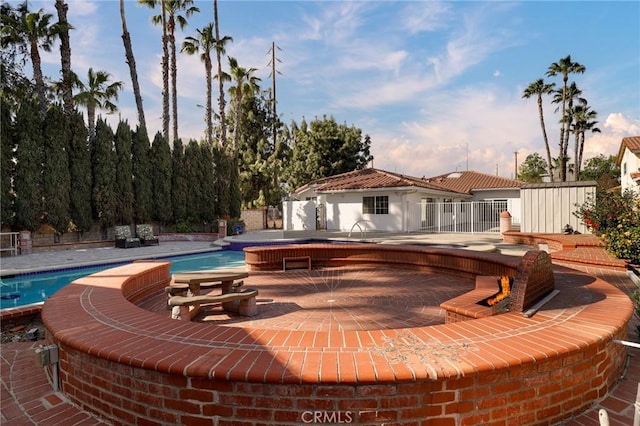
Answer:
92;118;117;229
184;139;202;223
13;97;43;231
1;101;15;227
171;138;188;224
199;143;216;224
150;131;173;224
132;125;152;222
114;120;134;224
68;111;92;232
213;145;229;218
42;104;71;235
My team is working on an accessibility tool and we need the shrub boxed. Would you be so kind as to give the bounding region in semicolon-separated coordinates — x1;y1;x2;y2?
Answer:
574;190;640;263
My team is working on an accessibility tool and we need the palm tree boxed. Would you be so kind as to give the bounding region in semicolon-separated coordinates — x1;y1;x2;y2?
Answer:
228;57;261;150
1;2;62;118
553;81;584;180
138;0;170;141
120;0;146;132
73;68;124;145
139;0;199;143
54;0;74;116
182;23;219;147
570;103;600;179
165;0;199;143
522;78;556;181
214;0;232;148
546;55;586;181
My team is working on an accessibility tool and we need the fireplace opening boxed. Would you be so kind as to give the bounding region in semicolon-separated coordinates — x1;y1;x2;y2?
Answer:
478;276;513;308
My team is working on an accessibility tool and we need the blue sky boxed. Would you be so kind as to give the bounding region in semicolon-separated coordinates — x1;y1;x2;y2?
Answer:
20;1;640;178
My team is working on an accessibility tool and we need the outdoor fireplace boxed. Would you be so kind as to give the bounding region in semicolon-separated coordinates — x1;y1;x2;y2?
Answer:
477;275;513;309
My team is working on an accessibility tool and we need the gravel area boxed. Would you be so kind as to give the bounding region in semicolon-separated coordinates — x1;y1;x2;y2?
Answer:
1;313;45;344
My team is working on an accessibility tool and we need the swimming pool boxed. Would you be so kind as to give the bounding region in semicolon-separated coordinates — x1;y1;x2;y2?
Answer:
0;250;245;310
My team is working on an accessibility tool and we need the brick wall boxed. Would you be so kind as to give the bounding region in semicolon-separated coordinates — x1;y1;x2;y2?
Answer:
53;329;627;426
241;208;267;232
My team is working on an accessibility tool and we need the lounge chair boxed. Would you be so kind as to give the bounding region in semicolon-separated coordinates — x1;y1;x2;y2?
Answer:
114;225;141;248
136;224;159;246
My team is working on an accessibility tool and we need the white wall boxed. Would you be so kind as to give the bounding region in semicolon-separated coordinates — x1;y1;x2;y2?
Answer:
620;148;640;194
324;191;405;232
282;200;317;231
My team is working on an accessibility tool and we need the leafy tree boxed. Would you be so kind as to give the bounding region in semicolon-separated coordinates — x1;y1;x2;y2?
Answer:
0;2;61;118
574;190;640;263
150;131;173;224
283;116;373;191
171;138;188;223
73;67;124;145
42;104;71;235
92;118;117;229
119;0;146;131
517;153;548;182
132;125;153;222
546;55;586;181
236;91;285;208
1;101;15;227
114;120;135;224
68;110;92;232
13;97;42;231
580;154;619;189
522;79;555;180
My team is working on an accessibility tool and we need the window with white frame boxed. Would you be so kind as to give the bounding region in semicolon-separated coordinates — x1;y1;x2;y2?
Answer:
363;196;389;214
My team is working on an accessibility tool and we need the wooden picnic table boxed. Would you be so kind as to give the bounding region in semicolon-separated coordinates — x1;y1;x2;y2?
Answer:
169;270;250;319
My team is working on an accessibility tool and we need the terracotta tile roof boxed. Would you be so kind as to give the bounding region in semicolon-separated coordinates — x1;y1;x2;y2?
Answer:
294;168;522;195
422;171;524;194
295;168;464;194
616;136;640;165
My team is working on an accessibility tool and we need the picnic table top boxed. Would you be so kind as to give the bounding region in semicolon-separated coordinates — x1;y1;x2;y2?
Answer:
172;270;249;284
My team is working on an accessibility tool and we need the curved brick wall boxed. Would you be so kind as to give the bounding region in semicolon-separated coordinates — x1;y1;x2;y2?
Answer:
41;245;632;425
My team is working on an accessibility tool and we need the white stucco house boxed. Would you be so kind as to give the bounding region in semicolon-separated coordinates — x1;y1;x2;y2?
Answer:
283;168;523;233
616;136;640;195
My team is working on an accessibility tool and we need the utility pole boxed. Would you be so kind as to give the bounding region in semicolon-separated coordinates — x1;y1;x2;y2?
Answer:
514;151;518;179
268;41;282;148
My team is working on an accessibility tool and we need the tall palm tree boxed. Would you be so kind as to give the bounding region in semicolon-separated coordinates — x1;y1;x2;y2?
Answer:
182;23;215;146
1;2;62;118
546;55;586;181
139;0;169;141
522;78;556;181
120;0;146;132
139;0;199;142
73;68;124;145
228;57;261;151
553;81;584;180
214;0;232;148
570;103;600;179
54;0;73;117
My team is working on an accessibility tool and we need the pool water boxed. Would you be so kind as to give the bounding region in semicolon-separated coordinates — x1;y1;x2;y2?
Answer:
0;251;245;310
